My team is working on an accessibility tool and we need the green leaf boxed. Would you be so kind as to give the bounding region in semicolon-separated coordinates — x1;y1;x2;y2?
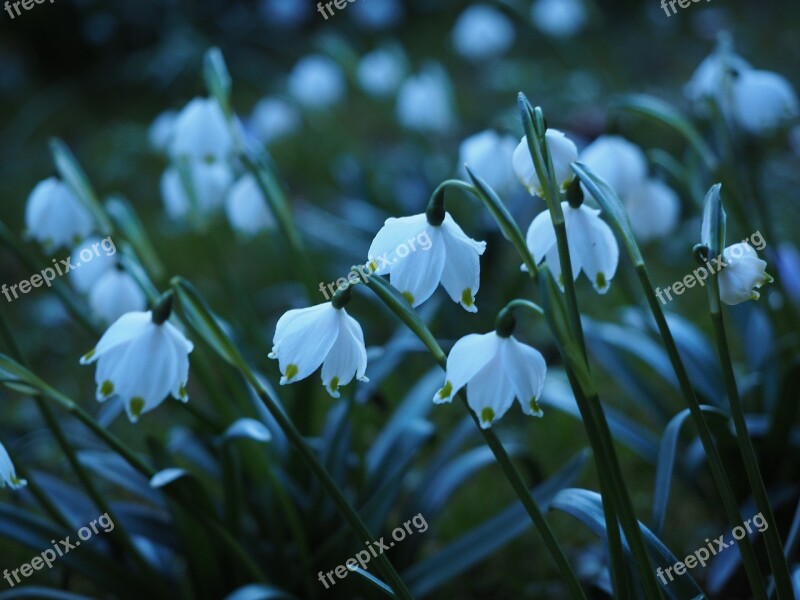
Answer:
224;418;273;443
349;567;397;598
105;196;166;281
700;183;726;260
203;47;232;118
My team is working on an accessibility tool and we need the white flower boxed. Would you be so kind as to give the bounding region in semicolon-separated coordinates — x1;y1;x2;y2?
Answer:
224;174;275;236
351;0;403;30
530;0;587;38
89;269;148;324
625;179;681;242
25;178;94;250
718;243;772;305
169;97;234;162
434;331;547;428
685;46;750;109
731;70;798;135
269;303;368;397
451;4;515;60
578;135;647;200
148;109;178;153
69;236;117;293
368;212;486;311
396;64;455;133
249;97;300;145
526;201;618;293
458;130;518;195
288;55;346;110
160;162;233;220
80;312;194;422
0;442;26;490
357;48;406;97
513;130;578;197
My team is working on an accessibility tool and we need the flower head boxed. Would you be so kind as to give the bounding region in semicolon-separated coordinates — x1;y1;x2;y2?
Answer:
161;162;233;220
718;243;772;305
0;442;26;490
80;311;194;422
368;212;486;311
224;174;276;237
356;47;406;97
89;268;148;324
269;303;368;397
248;97;300;145
624;179;681;242
288;55;346;110
512;129;578;197
579;135;647;200
25;178;94;250
169;97;234;162
396;64;455;133
731;69;798;135
451;4;515;61
530;0;587;38
435;331;547;428
459;130;518;196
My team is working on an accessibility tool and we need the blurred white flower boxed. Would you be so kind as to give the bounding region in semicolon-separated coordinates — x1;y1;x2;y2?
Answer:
730;69;798;135
259;0;310;27
368;212;486;311
435;331;546;428
357;48;406;97
530;0;587;38
579;135;647;199
148;110;177;153
25;177;94;250
89;269;148;324
685;45;750;109
396;64;455;133
160;162;233;220
249;97;300;145
512;130;578;197
69;236;117;293
169;97;234;162
459;130;518;195
718;243;772;305
526;201;618;293
224;174;275;236
288;55;346;110
451;4;515;60
625;179;681;242
351;0;403;30
80;311;194;423
269;303;368;397
0;442;26;490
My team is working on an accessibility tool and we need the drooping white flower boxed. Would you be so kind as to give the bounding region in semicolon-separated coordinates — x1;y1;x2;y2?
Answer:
89;269;148;324
624;179;681;242
80;311;194;422
0;442;26;490
269;303;368;397
288;55;346;110
249;97;301;145
525;201;618;293
160;162;233;220
148;110;178;153
69;236;117;293
512;129;578;197
169;97;234;162
458;130;518;195
718;243;772;305
357;48;406;97
530;0;587;38
435;331;547;428
25;178;94;250
578;135;647;200
224;174;275;236
368;212;486;311
730;69;798;135
396;64;455;133
685;45;750;109
451;4;515;60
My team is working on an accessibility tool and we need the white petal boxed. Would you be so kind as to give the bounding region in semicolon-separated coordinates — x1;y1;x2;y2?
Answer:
367;214;428;273
525;208;558;263
512;136;540;195
565;205;618;293
225;174;275;236
436;332;497;403
466;352;516;428
169;97;234;162
82;312;153;364
732;70;798;135
546;129;579;190
439;216;486;311
0;442;26;490
320;310;368;397
579;135;647;199
388;230;447;307
625;179;681;242
89;270;148;324
502;337;547;417
270;304;341;384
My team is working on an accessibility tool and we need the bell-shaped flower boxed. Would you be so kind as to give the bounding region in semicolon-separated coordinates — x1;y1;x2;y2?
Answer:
624;179;681;242
89;268;148;324
530;0;587;38
25;178;94;250
731;69;798;135
718;243;772;305
512;129;578;197
224;174;275;236
69;236;117;293
169;97;234;163
434;331;547;428
161;162;233;220
288;55;346;110
459;129;518;196
368;212;486;311
685;47;750;108
396;64;455;133
357;47;406;97
579;135;647;200
80;311;194;422
148;109;178;153
249;97;300;145
525;201;618;293
268;303;368;397
0;442;26;490
451;4;515;61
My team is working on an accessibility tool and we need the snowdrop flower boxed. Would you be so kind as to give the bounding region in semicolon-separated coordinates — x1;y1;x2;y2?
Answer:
685;44;750;109
730;69;798;135
249;97;300;145
357;48;406;97
89;268;148;324
169;97;234;162
459;130;518;196
512;130;578;197
269;303;367;397
224;174;275;236
718;243;772;305
160;162;233;220
531;0;587;38
451;4;515;60
526;201;618;293
0;442;26;490
396;64;455;133
69;236;117;293
25;178;94;251
435;331;546;428
148;110;177;153
624;179;681;242
578;135;647;200
368;212;486;311
80;310;194;422
288;55;346;110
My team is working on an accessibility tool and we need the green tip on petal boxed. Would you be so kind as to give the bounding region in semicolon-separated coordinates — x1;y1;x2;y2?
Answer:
529;397;542;415
179;384;187;399
129;397;145;419
751;291;761;301
82;349;95;362
285;364;299;381
480;407;495;425
461;288;474;308
596;272;607;290
368;259;378;272
329;376;339;393
100;380;114;397
9;476;26;489
763;272;774;284
438;381;453;400
401;291;415;305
